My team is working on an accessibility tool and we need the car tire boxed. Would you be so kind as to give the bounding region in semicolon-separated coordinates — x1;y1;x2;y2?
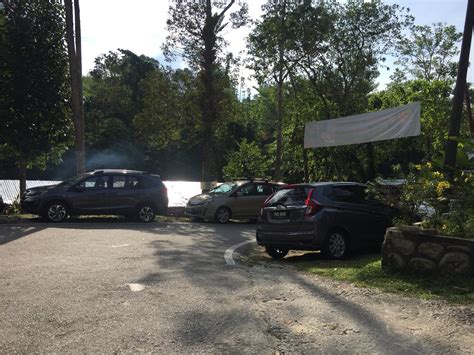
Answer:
323;229;350;260
43;201;69;223
137;203;156;223
265;246;289;259
215;207;231;223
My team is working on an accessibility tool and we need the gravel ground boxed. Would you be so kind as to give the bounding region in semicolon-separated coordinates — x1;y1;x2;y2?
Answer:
0;221;473;354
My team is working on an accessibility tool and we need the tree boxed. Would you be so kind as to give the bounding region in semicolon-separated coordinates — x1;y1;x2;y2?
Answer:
65;0;85;174
248;0;329;181
134;68;200;151
163;0;248;186
393;23;462;82
296;0;411;181
223;139;270;180
0;0;72;196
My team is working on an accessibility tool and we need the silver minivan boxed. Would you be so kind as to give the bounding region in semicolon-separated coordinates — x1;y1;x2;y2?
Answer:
185;180;281;223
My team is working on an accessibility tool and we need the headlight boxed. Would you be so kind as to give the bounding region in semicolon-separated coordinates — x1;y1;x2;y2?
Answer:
25;189;45;197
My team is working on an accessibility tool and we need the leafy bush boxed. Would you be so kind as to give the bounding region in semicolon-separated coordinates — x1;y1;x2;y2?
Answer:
222;139;270;180
400;162;474;238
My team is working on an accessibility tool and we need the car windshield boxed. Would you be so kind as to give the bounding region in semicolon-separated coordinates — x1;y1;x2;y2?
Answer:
266;186;311;206
56;174;87;187
209;183;236;194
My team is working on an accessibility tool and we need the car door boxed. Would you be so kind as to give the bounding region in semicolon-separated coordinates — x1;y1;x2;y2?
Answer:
330;185;376;240
69;175;112;213
360;190;394;242
240;183;272;217
225;183;260;218
251;183;274;216
104;175;137;213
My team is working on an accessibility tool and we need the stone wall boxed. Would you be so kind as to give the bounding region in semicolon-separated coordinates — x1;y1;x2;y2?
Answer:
382;226;474;276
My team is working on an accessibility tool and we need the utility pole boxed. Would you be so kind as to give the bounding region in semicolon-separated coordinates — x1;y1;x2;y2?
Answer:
443;0;473;177
65;0;86;174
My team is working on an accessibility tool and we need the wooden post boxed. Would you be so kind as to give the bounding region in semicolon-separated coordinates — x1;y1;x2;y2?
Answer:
443;0;473;176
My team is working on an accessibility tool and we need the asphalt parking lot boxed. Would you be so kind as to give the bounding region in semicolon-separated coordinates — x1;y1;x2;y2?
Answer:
1;221;473;354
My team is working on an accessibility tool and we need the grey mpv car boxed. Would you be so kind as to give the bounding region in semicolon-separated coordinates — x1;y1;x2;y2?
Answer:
257;182;395;259
185;180;281;223
21;169;168;222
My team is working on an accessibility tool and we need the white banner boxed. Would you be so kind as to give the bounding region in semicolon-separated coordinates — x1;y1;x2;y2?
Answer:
304;102;421;148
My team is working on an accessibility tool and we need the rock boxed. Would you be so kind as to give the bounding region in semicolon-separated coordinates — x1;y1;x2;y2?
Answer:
420;228;438;236
409;258;436;274
438;253;472;276
390;236;416;256
418;242;444;261
446;245;471;253
382;252;406;271
397;225;421;233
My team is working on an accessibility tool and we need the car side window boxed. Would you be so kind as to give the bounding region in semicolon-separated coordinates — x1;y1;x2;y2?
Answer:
256;184;273;195
126;176;140;189
238;183;258;196
78;176;111;190
332;185;363;203
112;175;126;189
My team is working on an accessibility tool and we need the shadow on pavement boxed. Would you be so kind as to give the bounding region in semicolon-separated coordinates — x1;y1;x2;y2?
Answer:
0;225;46;245
136;223;455;353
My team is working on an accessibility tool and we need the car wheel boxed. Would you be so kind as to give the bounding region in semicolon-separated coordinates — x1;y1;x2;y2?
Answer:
215;207;231;223
265;246;289;259
323;229;349;259
137;204;155;222
44;201;69;222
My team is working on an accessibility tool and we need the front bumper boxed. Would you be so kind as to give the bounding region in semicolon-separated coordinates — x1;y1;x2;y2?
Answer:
185;204;208;218
21;198;42;214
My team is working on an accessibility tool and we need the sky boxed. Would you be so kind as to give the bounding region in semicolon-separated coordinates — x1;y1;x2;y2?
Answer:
80;0;474;90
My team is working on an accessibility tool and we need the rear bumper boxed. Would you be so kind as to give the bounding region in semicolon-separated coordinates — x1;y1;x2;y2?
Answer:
256;224;321;249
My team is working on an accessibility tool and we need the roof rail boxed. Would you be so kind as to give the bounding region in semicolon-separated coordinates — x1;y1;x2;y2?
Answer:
93;170;104;175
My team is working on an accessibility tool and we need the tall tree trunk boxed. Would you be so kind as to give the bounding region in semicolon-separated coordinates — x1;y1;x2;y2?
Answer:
200;1;218;190
65;0;85;174
443;0;473;176
275;77;283;181
366;142;376;181
302;144;308;182
465;84;473;138
18;157;26;202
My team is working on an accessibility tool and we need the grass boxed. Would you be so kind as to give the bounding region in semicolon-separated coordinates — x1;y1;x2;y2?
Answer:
247;248;474;304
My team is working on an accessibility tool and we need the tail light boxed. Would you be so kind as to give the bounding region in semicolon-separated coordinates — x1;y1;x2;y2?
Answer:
305;188;322;216
262;193;275;207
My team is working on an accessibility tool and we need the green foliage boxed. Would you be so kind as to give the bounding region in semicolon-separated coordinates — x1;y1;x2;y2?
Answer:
400;162;474;239
369;80;453;171
134;68;200;150
162;0;248;69
393;23;462;82
0;0;72;169
223;139;270;180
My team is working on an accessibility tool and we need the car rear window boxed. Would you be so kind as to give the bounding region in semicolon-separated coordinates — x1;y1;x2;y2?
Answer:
265;186;312;206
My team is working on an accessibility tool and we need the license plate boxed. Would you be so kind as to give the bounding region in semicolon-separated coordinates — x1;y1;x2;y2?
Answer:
273;211;287;218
